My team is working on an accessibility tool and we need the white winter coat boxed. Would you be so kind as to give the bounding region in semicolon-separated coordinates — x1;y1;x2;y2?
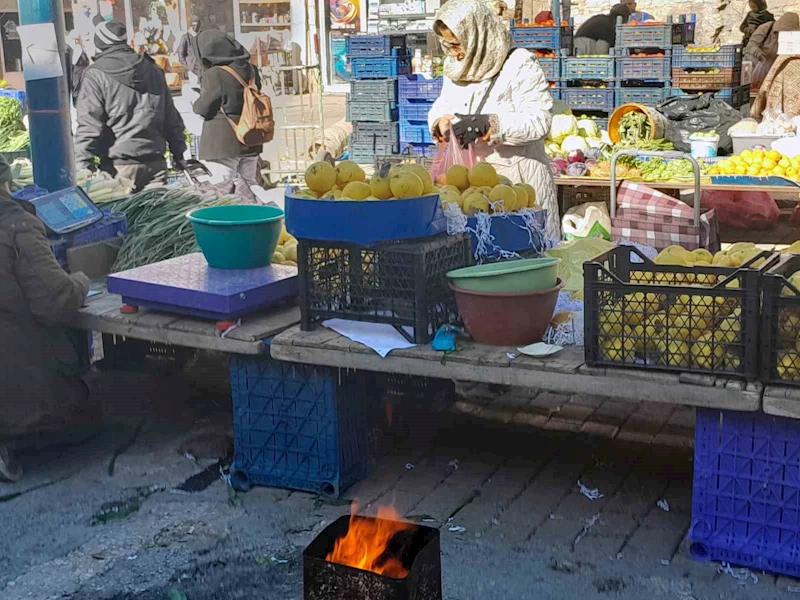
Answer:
428;48;560;239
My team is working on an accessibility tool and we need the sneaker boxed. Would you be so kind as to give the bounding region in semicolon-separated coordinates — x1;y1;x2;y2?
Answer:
0;445;22;482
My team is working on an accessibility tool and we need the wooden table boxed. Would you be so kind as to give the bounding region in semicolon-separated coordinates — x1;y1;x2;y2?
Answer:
76;287;301;355
270;326;763;412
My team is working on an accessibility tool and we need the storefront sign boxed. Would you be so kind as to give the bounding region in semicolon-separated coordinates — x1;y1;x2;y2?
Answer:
329;0;359;32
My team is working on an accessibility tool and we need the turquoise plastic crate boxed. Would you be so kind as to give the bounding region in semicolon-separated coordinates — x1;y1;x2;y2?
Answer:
672;44;742;69
615;18;683;49
230;356;369;498
346;98;398;121
536;57;561;80
616;55;671;80
350;141;399;164
352;121;399;145
563;56;614;80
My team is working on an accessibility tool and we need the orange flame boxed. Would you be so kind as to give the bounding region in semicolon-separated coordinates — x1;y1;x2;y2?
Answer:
326;504;414;578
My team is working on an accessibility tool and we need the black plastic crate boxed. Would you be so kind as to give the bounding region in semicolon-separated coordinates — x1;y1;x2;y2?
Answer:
352;121;399;145
760;255;800;387
298;234;472;344
584;246;776;379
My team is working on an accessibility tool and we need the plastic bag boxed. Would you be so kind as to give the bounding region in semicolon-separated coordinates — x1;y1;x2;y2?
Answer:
430;135;476;183
701;190;779;230
546;237;615;298
561;202;611;240
657;94;743;155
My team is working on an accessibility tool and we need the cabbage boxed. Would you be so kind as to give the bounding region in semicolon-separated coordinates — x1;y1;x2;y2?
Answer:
577;118;599;138
548;115;579;144
545;142;564;157
552;99;572;116
585;137;605;149
561;134;589;153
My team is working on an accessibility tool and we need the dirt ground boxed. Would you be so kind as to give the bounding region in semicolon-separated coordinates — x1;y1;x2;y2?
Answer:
1;355;798;600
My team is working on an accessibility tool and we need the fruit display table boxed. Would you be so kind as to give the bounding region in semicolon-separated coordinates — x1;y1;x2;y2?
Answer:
269;325;763;412
556;176;799;195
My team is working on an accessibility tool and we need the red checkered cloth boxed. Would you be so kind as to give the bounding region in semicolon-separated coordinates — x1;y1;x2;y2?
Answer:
611;181;720;251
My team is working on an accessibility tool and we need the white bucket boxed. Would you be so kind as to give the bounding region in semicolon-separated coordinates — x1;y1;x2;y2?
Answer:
690;135;720;158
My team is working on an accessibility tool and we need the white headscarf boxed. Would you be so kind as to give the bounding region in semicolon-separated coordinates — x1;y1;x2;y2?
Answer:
434;0;513;83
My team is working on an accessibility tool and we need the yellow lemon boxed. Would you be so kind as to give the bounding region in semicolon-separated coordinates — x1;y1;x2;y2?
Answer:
746;165;760;176
734;164;747;175
773;166;786;177
762;158;777;170
401;164;435;194
512;185;529;211
439;188;463;210
767;149;782;162
446;165;470;191
369;174;393;199
468;162;499;187
462;193;490;216
497;175;513;186
488;185;518;212
319;188;342;200
779;157;791;169
389;171;424;198
341;181;371;200
304;161;337;194
335;160;366;186
440;184;461;195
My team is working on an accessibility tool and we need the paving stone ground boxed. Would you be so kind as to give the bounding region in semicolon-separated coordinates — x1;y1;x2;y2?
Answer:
0;370;796;599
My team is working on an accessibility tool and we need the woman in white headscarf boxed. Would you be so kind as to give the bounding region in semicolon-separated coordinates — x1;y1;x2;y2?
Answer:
428;0;560;239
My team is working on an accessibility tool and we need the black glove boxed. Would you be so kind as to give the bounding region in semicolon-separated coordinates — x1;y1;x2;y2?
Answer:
451;114;492;148
173;158;188;171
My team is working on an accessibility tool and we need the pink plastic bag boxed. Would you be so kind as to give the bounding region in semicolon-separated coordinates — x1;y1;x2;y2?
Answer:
430;135;476;184
700;190;779;230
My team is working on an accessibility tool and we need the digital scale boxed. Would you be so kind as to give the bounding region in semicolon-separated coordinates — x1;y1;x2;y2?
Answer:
30;186;103;235
106;253;298;320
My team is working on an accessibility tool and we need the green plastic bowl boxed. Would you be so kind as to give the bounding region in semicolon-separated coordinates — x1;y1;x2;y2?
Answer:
447;257;562;294
186;204;284;269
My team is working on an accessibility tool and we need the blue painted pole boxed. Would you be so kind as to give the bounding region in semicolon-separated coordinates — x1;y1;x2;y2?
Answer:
18;0;75;192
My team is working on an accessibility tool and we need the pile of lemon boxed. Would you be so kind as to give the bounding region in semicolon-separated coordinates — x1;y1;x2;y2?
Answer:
708;148;800;179
272;224;298;266
439;163;537;216
596;243;762;371
299;160;439;200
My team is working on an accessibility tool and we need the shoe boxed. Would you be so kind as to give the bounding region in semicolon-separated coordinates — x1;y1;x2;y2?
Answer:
0;445;22;482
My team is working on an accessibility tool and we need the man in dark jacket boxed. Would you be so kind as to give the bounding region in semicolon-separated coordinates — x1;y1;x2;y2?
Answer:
574;4;631;55
177;17;203;83
75;20;187;191
0;156;93;482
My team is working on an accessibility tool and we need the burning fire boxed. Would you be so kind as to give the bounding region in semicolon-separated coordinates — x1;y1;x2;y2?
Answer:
326;504;414;578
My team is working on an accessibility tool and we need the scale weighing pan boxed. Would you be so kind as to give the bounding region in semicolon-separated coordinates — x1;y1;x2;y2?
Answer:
30;186;104;235
107;253;298;320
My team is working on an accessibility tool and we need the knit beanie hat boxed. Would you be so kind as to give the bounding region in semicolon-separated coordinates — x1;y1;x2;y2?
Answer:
94;20;127;53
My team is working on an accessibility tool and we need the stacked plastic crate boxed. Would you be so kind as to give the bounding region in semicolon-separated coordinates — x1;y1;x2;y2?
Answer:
562;53;615;129
398;75;443;159
510;19;572;100
670;44;749;109
346;34;410;165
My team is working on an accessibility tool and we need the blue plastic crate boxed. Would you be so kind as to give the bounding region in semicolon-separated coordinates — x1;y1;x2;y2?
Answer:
399;98;434;122
346;98;398;122
548;81;563;100
511;24;573;51
0;89;26;112
350;79;397;102
352;121;399;145
691;408;800;578
616;55;671;80
616;19;683;49
616;87;671;106
536;57;561;80
12;184;48;201
398;74;443;100
229;356;368;498
467;210;548;262
564;87;615;112
351;55;411;79
563;56;614;80
349;141;399;164
400;120;433;145
672;44;742;69
346;34;406;58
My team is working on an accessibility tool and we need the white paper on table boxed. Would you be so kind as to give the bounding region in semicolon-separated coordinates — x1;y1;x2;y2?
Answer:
17;23;63;81
322;319;416;358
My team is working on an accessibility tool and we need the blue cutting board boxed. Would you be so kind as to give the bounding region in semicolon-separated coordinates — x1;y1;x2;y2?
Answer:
107;253;298;319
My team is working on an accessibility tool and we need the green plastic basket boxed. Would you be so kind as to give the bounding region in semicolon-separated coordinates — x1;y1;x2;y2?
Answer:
447;257;561;294
186;204;284;269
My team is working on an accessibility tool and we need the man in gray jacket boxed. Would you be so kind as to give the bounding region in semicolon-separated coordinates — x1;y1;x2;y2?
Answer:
75;20;187;191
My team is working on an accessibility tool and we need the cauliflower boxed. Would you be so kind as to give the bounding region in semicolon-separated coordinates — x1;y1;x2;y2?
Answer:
548;115;579;144
577;118;600;138
560;135;589;153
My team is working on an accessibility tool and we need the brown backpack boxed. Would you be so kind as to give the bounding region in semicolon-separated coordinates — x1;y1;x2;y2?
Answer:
219;65;275;146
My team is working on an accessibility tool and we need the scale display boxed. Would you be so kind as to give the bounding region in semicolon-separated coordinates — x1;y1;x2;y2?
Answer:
31;186;103;235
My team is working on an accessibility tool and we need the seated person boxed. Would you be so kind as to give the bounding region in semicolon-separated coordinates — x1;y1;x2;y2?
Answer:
574;5;631;56
0;155;94;482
